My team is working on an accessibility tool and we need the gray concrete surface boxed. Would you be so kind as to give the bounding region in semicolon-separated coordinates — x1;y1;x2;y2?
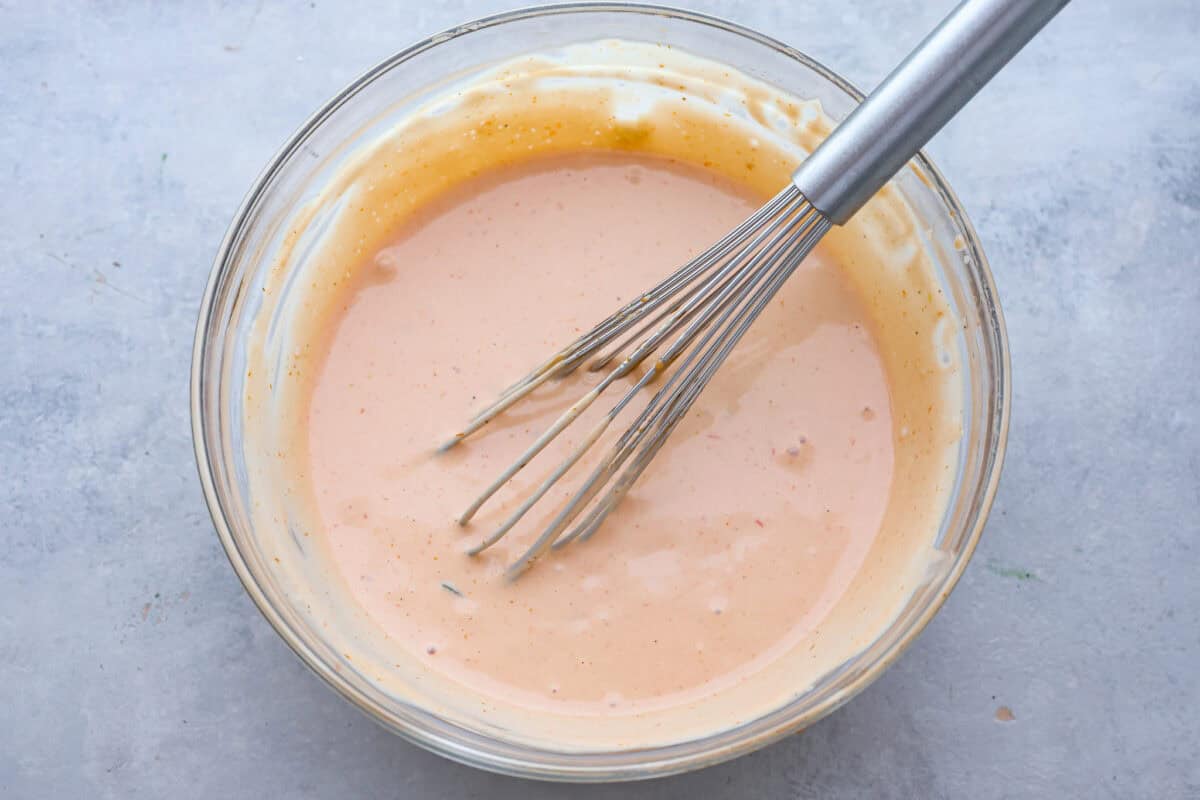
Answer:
2;1;1197;797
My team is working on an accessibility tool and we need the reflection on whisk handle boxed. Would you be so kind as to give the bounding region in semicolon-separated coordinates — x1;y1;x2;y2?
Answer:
792;0;1069;225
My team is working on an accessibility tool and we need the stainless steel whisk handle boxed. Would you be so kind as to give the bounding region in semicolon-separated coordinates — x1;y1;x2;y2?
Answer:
792;0;1069;225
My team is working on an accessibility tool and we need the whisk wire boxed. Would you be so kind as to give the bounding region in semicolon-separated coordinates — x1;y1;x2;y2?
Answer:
444;183;830;576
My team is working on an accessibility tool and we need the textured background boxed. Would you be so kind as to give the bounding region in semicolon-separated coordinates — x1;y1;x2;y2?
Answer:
2;1;1198;797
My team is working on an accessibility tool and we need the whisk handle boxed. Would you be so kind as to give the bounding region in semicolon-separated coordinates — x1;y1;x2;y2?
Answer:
791;0;1068;225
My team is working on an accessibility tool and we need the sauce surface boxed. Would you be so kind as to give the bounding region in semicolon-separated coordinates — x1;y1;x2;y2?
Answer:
303;153;894;714
247;41;963;748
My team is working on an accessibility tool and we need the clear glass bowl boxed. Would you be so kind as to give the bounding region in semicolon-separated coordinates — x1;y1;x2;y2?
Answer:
192;3;1010;782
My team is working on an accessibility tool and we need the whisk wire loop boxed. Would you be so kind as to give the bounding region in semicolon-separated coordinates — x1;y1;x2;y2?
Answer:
443;184;831;575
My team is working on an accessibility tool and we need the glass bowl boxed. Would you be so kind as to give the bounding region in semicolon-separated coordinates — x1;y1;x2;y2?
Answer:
192;2;1010;782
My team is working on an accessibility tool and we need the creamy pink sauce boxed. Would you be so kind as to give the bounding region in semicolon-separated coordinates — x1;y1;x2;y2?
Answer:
301;153;894;715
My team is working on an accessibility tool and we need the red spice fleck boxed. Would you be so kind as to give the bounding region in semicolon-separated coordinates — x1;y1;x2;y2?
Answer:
754;519;764;528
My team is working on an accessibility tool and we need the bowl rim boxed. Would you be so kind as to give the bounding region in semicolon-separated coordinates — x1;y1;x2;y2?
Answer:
191;0;1011;782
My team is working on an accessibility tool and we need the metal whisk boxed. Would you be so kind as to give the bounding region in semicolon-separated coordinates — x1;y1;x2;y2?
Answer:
441;0;1068;577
